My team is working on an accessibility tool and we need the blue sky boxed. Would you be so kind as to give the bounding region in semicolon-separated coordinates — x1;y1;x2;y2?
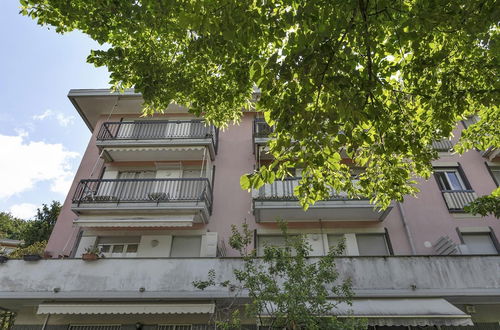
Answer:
0;2;110;219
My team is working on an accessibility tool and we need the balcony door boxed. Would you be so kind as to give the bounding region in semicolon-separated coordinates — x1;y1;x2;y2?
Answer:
116;171;156;201
155;167;183;201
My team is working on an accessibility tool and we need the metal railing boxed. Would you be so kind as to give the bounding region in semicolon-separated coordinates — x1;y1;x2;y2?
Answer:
253;118;273;139
252;177;360;201
441;190;477;211
97;120;218;151
73;178;213;213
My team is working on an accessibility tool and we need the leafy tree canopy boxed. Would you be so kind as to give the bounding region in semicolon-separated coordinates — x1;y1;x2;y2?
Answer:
0;212;27;240
0;201;61;244
465;188;500;218
21;0;500;209
194;222;365;329
21;201;61;246
8;241;47;259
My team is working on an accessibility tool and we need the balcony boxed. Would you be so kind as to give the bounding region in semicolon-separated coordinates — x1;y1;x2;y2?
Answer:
441;190;477;212
96;120;218;161
0;256;498;301
71;178;212;226
252;178;391;222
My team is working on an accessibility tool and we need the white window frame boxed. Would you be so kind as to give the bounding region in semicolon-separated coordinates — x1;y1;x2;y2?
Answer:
435;168;467;191
97;237;140;258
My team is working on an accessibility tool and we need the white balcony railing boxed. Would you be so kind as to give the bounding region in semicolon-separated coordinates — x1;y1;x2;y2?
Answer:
252;178;357;200
442;190;477;211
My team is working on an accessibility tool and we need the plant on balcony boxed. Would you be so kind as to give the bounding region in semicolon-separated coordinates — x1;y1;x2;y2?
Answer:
0;248;8;264
90;195;119;202
194;221;365;329
82;246;104;261
148;192;169;202
9;241;47;261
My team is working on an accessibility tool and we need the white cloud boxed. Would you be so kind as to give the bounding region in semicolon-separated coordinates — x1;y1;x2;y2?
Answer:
33;109;53;121
50;175;74;195
0;132;79;199
33;109;76;127
9;203;38;219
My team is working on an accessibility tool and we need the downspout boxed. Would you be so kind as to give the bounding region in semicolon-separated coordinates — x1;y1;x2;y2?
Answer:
41;313;50;330
397;202;416;255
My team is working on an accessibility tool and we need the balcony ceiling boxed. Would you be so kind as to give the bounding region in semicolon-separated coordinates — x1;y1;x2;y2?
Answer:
253;200;392;222
68;89;188;131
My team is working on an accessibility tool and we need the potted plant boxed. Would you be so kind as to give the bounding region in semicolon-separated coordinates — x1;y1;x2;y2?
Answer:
82;246;103;261
23;254;42;261
0;248;8;264
20;241;47;261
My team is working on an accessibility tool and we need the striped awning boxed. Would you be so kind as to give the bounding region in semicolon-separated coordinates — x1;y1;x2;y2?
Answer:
74;214;195;228
106;146;205;153
37;303;215;315
263;299;472;326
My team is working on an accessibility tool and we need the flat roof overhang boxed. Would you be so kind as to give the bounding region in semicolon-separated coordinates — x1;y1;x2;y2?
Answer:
253;199;392;222
68;89;189;132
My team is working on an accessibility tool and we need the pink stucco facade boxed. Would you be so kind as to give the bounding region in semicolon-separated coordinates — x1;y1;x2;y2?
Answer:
46;94;500;258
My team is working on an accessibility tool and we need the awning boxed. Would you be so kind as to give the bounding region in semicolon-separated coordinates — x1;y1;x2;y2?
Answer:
37;303;215;315
106;146;205;153
102;146;208;162
74;214;195;228
264;299;472;326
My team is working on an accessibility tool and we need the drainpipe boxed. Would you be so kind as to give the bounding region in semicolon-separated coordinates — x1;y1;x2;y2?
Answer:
41;313;50;330
397;202;416;255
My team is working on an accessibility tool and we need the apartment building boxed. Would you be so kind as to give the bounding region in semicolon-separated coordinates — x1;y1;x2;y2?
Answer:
1;89;499;329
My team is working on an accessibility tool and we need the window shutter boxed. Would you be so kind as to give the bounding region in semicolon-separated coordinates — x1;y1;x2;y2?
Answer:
433;172;446;191
200;232;218;257
457;163;472;190
170;236;202;257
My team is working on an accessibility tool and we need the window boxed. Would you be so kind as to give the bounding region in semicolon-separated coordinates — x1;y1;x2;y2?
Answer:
170;236;202;257
462;233;498;255
97;237;140;257
356;234;389;256
327;235;346;255
434;168;467;191
487;166;500;187
257;235;298;256
462;115;479;128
